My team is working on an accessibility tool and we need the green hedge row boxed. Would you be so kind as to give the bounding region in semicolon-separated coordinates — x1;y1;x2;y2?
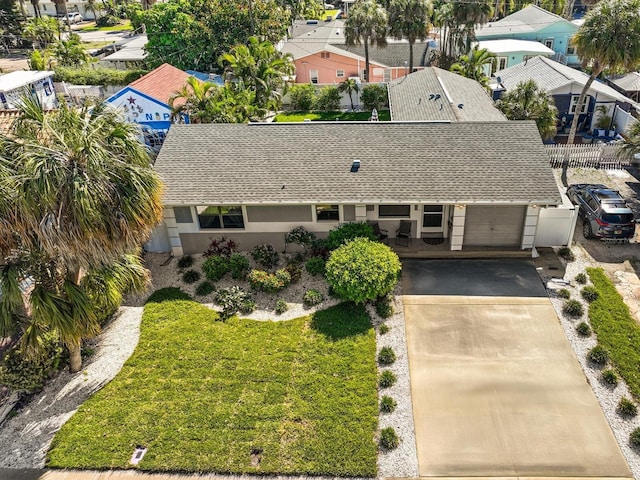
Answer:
54;67;147;86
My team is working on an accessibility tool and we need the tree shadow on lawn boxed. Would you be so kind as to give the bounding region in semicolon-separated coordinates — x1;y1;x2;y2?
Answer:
310;302;372;340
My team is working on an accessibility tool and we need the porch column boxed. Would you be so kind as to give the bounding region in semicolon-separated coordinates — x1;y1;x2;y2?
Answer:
164;207;184;256
450;205;466;251
355;205;367;222
521;205;540;251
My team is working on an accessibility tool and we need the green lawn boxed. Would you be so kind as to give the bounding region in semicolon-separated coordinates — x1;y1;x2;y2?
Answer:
48;290;378;476
274;110;391;122
78;21;132;32
587;268;640;400
323;9;340;20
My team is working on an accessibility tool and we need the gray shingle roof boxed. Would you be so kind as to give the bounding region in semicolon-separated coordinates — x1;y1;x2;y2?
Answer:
154;122;561;206
609;72;640;93
476;5;575;37
336;41;433;68
388;68;507;122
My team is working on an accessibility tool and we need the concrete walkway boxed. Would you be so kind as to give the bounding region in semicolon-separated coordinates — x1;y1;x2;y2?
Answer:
404;294;631;478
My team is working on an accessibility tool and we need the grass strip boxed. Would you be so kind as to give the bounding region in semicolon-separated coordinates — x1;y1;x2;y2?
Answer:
587;267;640;400
274;110;391;122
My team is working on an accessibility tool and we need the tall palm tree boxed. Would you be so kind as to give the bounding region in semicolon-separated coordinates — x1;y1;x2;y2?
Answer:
344;0;388;82
0;96;163;372
29;0;40;17
566;0;640;148
169;76;219;124
450;45;495;89
338;78;360;111
496;79;558;140
387;0;431;72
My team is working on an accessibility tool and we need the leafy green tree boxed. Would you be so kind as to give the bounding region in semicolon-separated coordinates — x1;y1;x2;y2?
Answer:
491;0;515;20
361;83;389;110
314;85;341;110
85;0;103;20
219;36;294;112
0;0;26;47
566;0;640;147
289;83;316;110
22;16;58;48
338;78;360;110
277;0;323;19
540;0;566;15
141;0;290;71
345;0;388;82
52;33;92;67
387;0;431;72
619;121;640;157
0;97;163;372
496;79;558;140
325;238;401;304
450;45;495;89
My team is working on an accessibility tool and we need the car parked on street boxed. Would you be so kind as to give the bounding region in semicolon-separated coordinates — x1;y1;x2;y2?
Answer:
566;183;636;240
57;12;83;23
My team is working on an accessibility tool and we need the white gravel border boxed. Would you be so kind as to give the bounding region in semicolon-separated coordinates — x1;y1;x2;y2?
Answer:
545;245;640;479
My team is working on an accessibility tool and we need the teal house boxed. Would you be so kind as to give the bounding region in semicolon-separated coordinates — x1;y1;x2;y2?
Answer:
475;5;579;67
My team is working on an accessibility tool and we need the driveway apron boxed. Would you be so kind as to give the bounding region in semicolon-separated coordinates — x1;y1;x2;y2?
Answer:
403;259;631;478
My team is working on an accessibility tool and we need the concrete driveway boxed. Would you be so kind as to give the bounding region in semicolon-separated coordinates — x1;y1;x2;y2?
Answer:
403;260;631;478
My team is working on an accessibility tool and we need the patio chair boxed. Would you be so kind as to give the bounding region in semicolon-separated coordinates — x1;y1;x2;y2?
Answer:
395;220;412;246
368;221;388;243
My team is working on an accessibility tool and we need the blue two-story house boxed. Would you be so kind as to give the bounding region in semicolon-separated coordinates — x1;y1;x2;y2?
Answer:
475;5;579;67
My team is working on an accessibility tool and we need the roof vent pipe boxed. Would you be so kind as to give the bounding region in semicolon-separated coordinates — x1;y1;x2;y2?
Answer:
350;159;360;172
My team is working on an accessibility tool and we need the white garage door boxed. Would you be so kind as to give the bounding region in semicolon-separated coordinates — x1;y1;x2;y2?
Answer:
464;205;526;247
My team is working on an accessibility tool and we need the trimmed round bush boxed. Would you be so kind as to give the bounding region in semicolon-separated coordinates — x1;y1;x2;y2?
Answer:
575;272;587;284
182;269;201;284
326;238;401;304
379;370;397;388
588;345;609;365
581;286;599;303
378;347;396;365
617;397;638;417
379;324;390;335
239;299;257;314
562;299;584;318
229;253;250;280
576;321;591;337
305;256;326;276
380;395;397;413
215;286;251;319
558;247;574;261
177;255;194;269
195;280;215;297
630;428;640;448
202;255;230;282
325;222;377;250
601;368;619;386
252;244;279;269
379;427;399;450
303;289;324;307
557;288;571;299
275;299;289;315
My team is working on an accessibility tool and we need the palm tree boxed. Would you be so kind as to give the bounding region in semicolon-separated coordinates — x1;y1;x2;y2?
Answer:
387;0;431;72
52;33;91;67
0;96;163;372
496;79;558;140
566;0;640;148
344;0;388;82
169;76;219;124
618;121;640;157
450;45;495;89
338;78;360;111
22;16;58;48
29;0;41;17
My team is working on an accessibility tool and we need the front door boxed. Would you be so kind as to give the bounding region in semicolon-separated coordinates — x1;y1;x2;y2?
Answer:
422;205;445;237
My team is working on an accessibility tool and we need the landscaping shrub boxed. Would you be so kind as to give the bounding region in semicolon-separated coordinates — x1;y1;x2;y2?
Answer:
558;247;575;261
562;299;584;318
302;289;324;307
379;370;397;388
252;244;279;269
375;295;394;318
575;273;587;284
285;226;317;248
557;288;571;299
305;256;326;276
379;427;399;450
601;368;619;386
229;253;250;280
581;286;599;303
379;324;390;335
182;269;201;284
195;281;215;297
630;427;640;448
177;255;194;270
275;299;289;315
310;238;329;259
204;236;238;258
54;66;147;86
378;347;396;365
588;345;609;366
285;263;303;283
617;397;638;417
576;321;591;337
0;333;62;393
215;286;252;319
325;222;377;250
239;299;257;314
288;84;316;110
326;238;401;304
314;86;341;110
361;84;389;111
380;395;397;413
202;255;230;282
248;269;291;293
96;14;121;27
145;287;191;304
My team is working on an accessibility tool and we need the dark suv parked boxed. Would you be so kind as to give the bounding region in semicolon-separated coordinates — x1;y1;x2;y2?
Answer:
566;184;636;240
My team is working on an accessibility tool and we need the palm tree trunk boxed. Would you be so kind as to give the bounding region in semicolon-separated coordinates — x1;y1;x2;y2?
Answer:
409;40;414;72
364;40;370;82
69;343;82;372
349;92;354;111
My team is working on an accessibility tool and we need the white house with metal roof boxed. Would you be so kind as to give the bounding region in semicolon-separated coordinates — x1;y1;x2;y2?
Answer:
0;71;57;110
152;122;571;256
476;39;555;75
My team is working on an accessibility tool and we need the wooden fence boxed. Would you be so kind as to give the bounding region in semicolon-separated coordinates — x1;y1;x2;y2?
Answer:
546;144;634;169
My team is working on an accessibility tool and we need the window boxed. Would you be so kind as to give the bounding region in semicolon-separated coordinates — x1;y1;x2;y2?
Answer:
570;95;589;114
336;69;345;78
423;205;443;228
566;42;576;55
196;206;244;229
309;69;319;84
491;57;508;75
544;39;554;49
316;204;339;221
321;52;330;59
174;206;193;224
379;205;410;218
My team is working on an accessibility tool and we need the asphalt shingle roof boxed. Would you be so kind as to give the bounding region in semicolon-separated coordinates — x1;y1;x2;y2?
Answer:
609;72;640;93
154;122;560;206
476;5;575;36
336;41;433;67
388;68;507;122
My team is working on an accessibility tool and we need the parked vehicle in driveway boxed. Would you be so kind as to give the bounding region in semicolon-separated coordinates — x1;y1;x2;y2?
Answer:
566;183;636;240
57;12;83;23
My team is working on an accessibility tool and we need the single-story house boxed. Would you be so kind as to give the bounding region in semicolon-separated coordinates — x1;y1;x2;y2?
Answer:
476;5;579;66
607;72;640;103
99;35;147;70
388;67;507;121
476;39;555;75
0;70;57;110
152;122;567;256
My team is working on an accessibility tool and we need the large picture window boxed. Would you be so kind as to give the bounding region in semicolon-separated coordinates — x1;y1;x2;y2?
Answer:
379;204;410;218
316;204;339;221
197;206;244;229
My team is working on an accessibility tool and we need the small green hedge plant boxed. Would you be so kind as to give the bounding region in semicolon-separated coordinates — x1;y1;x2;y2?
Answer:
177;255;194;269
376;295;394;318
588;345;609;366
195;281;215;297
563;299;584;318
558;247;575;261
576;322;591;337
275;299;289;315
617;397;638;417
575;272;587;284
379;324;390;335
0;333;62;393
285;263;303;283
215;286;252;319
380;395;397;413
630;427;640;448
379;427;399;450
305;256;326;276
202;256;230;282
557;288;571;299
601;369;619;386
581;286;599;303
229;253;250;279
248;269;291;293
379;370;397;388
251;244;279;269
182;269;201;284
303;289;324;307
378;347;396;365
